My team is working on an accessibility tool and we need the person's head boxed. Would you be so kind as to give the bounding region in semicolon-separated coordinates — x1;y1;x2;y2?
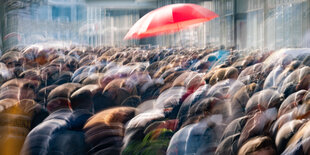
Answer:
220;45;225;50
238;136;277;155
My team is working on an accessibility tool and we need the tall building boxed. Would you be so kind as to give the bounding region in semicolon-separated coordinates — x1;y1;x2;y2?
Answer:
0;0;88;51
0;0;309;52
156;0;310;50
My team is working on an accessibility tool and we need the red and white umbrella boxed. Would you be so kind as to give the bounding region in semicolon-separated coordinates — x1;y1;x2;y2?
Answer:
124;3;219;40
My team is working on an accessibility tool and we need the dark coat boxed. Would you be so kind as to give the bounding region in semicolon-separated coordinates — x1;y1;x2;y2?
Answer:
21;109;91;155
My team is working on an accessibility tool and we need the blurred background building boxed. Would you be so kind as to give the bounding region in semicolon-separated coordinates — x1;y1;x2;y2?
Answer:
0;0;310;53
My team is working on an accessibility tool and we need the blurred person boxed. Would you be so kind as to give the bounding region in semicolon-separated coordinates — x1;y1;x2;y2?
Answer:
238;136;277;155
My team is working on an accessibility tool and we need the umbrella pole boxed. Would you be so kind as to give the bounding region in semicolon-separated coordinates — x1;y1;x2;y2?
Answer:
179;34;182;48
175;23;180;47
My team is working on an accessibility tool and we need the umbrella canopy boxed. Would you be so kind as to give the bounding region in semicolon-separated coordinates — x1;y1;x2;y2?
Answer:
124;3;218;40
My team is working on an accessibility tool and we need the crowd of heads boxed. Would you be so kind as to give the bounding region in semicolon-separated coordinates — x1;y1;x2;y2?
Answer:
1;44;310;155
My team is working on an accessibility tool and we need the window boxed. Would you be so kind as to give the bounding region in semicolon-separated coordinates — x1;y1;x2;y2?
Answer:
52;6;71;22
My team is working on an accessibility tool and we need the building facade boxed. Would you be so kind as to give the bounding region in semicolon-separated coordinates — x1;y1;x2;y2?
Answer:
0;0;310;52
156;0;310;50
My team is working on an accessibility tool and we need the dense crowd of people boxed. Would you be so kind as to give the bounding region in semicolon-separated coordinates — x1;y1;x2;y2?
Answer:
1;44;310;155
